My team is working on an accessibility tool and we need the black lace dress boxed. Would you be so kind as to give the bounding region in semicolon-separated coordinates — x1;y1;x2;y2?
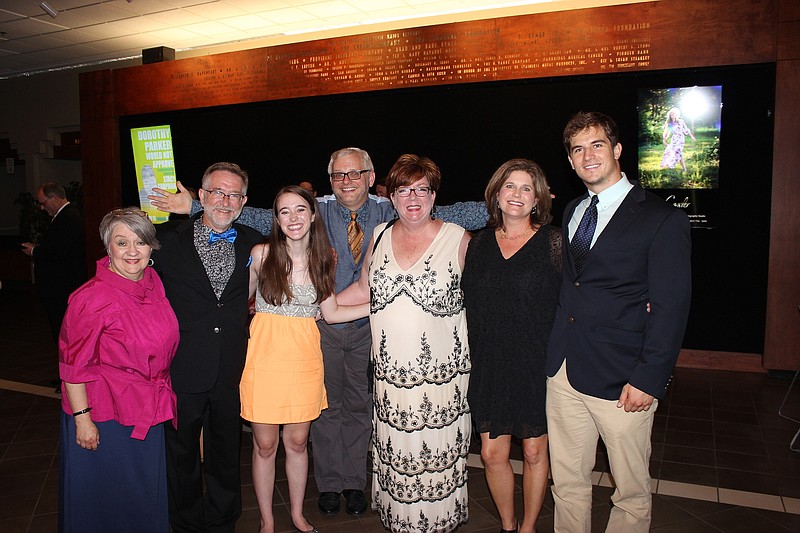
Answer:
462;225;562;439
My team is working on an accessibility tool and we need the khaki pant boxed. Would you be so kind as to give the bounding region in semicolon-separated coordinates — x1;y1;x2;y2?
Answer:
546;361;657;533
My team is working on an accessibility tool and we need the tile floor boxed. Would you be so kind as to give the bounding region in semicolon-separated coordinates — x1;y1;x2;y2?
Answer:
1;280;799;532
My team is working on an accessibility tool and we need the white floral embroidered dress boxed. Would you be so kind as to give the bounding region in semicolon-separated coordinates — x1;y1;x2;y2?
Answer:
368;221;471;533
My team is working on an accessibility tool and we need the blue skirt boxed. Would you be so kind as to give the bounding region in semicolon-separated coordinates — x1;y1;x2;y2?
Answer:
59;412;169;533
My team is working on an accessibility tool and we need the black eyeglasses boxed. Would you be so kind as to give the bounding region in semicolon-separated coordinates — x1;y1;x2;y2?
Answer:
330;169;371;182
202;188;245;203
395;186;432;198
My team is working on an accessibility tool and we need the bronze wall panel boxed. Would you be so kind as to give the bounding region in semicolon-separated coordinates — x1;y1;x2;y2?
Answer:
114;49;270;115
106;0;775;115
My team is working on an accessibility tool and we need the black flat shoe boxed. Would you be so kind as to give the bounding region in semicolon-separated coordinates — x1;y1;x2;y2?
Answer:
294;526;318;533
343;489;367;515
317;491;340;514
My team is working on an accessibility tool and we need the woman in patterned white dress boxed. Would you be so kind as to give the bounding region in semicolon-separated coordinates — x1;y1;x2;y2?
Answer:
241;185;369;533
660;107;695;171
339;155;472;533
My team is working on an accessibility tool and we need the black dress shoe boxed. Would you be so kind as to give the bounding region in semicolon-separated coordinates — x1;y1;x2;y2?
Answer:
343;489;367;515
317;491;341;514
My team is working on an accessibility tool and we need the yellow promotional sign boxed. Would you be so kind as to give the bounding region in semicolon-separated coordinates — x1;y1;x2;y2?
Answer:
130;125;177;223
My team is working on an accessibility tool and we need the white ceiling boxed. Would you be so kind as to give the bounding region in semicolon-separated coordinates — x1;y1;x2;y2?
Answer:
0;0;643;79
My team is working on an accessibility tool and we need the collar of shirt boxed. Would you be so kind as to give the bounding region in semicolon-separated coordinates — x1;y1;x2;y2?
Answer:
195;219;235;240
95;255;157;300
53;201;70;220
594;172;633;211
337;200;369;224
194;218;235;253
196;220;213;238
569;173;633;243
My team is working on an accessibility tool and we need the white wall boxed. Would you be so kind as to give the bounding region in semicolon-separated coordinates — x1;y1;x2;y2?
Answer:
0;70;82;235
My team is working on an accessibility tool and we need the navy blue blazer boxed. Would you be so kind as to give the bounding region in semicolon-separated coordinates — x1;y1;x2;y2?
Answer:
546;182;691;400
153;214;263;394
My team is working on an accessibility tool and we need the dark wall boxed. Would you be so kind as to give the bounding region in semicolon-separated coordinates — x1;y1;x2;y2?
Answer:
119;63;775;353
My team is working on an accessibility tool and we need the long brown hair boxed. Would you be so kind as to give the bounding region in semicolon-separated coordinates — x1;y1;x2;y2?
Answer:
258;185;336;305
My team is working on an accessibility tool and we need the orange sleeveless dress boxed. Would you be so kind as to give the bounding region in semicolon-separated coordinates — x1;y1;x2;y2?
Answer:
239;285;327;424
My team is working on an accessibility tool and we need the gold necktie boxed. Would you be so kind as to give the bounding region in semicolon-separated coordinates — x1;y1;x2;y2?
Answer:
348;211;364;264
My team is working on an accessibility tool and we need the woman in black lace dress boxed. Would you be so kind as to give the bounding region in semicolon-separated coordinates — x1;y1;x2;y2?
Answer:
462;159;562;533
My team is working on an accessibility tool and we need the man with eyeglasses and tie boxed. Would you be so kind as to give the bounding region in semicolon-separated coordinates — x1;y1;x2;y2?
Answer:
545;112;691;532
151;162;262;532
150;147;487;517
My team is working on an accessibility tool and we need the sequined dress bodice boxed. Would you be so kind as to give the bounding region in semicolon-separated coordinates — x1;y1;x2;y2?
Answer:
254;284;318;318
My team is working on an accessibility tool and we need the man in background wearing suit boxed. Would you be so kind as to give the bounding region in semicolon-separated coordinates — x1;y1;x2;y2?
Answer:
153;162;262;533
21;182;86;342
546;111;691;532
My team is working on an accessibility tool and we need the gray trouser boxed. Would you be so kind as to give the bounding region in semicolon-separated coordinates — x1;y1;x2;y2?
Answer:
311;320;373;493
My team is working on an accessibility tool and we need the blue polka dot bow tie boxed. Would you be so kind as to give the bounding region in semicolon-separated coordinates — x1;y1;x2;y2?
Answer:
208;227;237;244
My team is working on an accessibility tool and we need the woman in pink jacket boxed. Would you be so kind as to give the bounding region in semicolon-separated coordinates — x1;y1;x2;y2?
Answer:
58;207;179;533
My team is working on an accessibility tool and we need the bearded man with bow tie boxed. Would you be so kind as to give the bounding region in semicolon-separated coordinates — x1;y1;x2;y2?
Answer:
152;162;262;532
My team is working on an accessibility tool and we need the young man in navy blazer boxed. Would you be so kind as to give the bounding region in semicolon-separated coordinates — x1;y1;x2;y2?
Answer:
546;112;691;532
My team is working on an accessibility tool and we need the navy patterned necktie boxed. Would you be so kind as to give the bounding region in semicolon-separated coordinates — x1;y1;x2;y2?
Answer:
570;195;599;273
